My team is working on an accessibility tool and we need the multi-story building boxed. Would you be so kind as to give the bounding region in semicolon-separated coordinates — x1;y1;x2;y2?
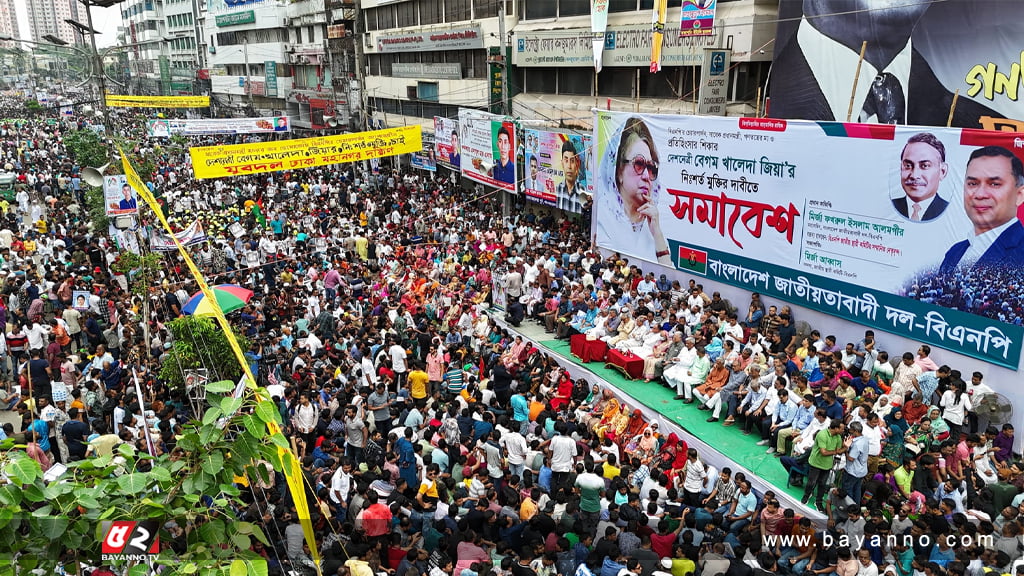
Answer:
0;0;20;47
359;0;776;130
163;0;203;95
25;0;86;46
120;0;167;94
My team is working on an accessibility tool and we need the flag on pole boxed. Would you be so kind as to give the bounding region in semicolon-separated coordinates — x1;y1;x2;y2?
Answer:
650;0;669;73
591;0;610;72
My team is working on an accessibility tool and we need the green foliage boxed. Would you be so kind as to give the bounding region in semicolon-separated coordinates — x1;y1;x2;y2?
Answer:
159;316;251;389
23;99;41;114
0;376;279;575
84;185;110;231
64;129;110;170
111;250;163;298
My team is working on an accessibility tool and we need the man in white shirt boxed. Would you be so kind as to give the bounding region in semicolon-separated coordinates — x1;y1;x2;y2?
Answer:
544;422;577;490
388;338;408;390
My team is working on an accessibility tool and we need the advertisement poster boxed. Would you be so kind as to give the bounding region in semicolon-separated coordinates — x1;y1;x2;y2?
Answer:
434;116;460;169
680;0;716;38
770;0;1024;130
103;174;138;216
594;111;1024;367
190;125;423;179
458;109;516;193
411;136;437;172
522;129;592;213
147;117;290;137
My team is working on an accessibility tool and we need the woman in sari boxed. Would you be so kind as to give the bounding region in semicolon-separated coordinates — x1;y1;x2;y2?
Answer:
927;406;951;443
501;336;528;368
630;423;660;462
604;405;631;443
592;398;622;440
881;408;910;466
643;331;673;382
619;408;647;446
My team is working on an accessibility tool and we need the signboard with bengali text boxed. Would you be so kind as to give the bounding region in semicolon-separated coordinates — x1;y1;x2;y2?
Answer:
594;111;1024;367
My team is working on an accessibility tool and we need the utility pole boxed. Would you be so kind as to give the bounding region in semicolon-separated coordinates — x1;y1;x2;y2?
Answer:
243;36;254;111
84;1;111;130
354;0;368;132
497;0;509;117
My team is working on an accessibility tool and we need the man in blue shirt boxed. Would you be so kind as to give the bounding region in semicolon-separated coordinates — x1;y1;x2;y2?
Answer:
725;480;757;534
491;126;515;184
843;421;870;504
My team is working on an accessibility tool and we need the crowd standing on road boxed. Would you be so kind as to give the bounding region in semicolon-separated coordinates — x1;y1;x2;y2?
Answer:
0;104;1022;576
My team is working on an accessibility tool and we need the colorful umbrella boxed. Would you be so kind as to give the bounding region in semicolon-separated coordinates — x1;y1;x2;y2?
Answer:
182;284;254;316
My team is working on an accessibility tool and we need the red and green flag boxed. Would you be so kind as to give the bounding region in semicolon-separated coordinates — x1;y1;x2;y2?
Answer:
677;244;707;275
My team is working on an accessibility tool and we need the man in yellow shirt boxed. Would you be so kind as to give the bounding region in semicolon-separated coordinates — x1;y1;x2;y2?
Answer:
519;487;540;521
408;362;430;401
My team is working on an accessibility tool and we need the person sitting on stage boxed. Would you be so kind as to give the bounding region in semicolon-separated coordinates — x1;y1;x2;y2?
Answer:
664;337;697;397
587;307;619;341
603;308;636;347
671;346;711;403
620;321;664;358
646;331;683;383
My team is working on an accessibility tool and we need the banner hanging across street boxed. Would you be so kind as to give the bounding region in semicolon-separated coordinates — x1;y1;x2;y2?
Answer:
147;117;290;137
593;110;1024;367
189;125;423;179
105;95;210;108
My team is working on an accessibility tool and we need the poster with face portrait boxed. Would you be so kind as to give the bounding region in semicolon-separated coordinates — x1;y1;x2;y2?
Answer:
522;129;593;213
434;116;460;169
103;174;137;217
458;109;516;193
594;110;1024;368
72;290;90;311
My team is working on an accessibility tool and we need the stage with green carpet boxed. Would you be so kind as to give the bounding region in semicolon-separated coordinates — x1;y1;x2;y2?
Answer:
539;339;805;502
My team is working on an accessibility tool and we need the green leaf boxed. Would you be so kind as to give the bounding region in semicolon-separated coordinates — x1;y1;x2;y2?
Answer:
5;455;40;485
250;525;270;547
117;443;137;458
241;414;267;439
206;380;237;394
0;506;13;530
182;493;201;503
234;521;254;535
268;433;290;450
21;484;45;503
199;423;222;445
200;451;225;475
30;505;53;517
220;396;244;416
0;484;22;506
128;565;151;576
202;406;224;426
198;518;225;544
219;483;241;497
248;558;269;576
255;401;278;423
181;563;198;574
149;466;172;483
76;495;100;510
177;432;201;451
117;472;149;494
39;516;69;539
231;533;251;551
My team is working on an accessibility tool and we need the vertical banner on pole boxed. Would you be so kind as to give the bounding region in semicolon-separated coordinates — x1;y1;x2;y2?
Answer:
591;0;610;72
265;61;278;98
650;0;669;73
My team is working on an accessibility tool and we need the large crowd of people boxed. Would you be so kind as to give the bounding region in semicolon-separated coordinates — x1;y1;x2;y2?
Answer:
0;100;1022;576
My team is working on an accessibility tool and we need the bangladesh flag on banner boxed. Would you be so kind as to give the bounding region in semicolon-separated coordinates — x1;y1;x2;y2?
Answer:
677;245;708;275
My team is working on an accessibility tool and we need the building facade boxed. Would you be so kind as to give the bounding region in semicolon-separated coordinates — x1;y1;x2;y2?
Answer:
120;0;204;96
359;0;776;130
0;0;20;47
25;0;85;46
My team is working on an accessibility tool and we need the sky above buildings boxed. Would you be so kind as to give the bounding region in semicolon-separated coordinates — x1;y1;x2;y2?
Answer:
14;0;121;48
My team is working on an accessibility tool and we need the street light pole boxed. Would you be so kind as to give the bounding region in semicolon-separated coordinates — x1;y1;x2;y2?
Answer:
83;1;112;130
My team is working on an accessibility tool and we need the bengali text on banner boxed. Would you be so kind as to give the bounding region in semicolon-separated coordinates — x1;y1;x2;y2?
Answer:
189;125;423;179
105;95;211;108
593;111;1024;368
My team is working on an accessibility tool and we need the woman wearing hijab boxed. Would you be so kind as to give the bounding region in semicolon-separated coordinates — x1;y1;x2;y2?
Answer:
927;406;950;443
549;371;574;412
596;117;672;265
628;422;660;462
873;394;894;419
620;408;647;446
881;408;910;466
657;432;688;470
592;398;621;439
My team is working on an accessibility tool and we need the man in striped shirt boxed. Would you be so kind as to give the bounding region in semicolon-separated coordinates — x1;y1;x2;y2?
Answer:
443;361;465;396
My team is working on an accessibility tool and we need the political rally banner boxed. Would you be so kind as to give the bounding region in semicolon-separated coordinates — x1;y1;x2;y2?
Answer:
680;0;716;38
150;219;208;251
411;136;437;172
147;116;290;137
105;95;210;108
522;129;592;213
591;0;610;72
458;109;516;193
102;174;138;217
650;0;668;73
593;111;1024;368
770;0;1024;131
189;125;423;179
434;116;460;169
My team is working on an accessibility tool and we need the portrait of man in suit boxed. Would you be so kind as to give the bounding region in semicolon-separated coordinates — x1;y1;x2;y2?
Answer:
770;0;1001;128
893;132;948;222
939;146;1024;274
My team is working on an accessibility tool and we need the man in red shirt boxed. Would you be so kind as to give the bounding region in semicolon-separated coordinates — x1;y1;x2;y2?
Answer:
650;509;688;558
358;490;393;539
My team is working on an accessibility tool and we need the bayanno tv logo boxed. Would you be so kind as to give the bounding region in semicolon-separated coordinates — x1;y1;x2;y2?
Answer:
101;520;160;561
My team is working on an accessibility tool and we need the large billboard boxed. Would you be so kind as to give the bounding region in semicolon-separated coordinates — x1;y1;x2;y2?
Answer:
522;129;592;213
434;116;460;169
458;109;516;193
769;0;1024;131
103;174;137;217
594;111;1024;368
